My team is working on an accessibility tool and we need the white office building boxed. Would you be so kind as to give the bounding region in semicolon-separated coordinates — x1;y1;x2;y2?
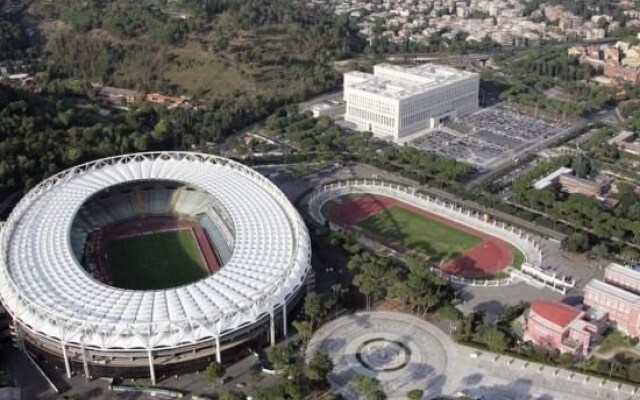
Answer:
343;64;479;142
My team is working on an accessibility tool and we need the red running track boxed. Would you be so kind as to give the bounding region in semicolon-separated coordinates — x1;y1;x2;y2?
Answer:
327;194;513;278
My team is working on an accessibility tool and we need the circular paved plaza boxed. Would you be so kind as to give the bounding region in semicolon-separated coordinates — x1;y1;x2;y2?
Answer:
306;311;455;399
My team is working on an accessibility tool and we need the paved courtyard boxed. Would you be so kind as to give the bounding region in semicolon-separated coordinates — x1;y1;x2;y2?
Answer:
306;312;640;400
306;311;452;399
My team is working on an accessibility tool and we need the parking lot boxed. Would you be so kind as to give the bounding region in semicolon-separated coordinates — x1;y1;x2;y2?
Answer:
409;105;569;168
411;129;506;167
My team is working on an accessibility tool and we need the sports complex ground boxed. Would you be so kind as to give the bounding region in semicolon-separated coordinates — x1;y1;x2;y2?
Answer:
88;216;220;290
324;194;524;278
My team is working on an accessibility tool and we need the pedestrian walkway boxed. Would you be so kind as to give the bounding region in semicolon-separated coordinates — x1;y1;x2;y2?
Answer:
306;311;639;400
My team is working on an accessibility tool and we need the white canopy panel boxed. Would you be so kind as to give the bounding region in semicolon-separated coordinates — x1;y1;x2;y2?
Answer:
0;152;311;350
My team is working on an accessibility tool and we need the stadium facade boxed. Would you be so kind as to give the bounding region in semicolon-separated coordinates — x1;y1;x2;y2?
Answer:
343;63;479;142
0;152;311;383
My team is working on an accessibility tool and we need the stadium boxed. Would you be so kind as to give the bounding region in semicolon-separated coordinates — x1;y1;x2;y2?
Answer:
308;180;542;280
0;152;311;383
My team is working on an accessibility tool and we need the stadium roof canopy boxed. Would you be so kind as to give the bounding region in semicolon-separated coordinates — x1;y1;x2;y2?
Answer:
0;152;310;351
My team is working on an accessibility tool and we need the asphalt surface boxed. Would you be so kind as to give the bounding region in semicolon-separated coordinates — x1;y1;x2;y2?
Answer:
307;312;637;400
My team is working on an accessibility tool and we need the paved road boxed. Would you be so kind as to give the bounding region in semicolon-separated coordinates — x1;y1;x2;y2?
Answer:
308;312;639;400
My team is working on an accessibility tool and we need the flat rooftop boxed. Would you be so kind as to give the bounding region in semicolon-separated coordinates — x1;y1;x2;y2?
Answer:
344;63;478;100
586;278;640;304
607;262;640;281
532;166;573;190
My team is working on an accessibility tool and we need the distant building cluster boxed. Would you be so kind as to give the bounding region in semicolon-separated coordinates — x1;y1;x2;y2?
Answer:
570;41;640;84
313;0;631;48
343;63;479;142
525;263;640;356
93;85;203;110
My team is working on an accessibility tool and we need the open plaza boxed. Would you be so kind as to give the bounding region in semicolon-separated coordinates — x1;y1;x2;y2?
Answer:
307;312;638;400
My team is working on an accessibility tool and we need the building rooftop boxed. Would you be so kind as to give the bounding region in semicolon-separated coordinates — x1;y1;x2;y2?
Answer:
559;173;601;188
344;63;478;100
607;262;640;281
586;278;640;304
532;166;574;190
531;300;581;328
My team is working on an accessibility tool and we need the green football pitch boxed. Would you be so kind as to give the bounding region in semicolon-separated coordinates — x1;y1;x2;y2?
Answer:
106;229;207;290
357;205;482;260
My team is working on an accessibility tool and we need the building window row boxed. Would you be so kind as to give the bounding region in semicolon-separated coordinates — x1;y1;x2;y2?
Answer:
348;106;395;128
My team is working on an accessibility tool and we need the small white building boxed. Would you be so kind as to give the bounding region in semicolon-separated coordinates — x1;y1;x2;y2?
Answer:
532;166;574;190
343;64;479;142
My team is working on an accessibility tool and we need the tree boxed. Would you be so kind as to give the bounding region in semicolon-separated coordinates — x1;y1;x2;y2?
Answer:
292;320;313;343
330;283;344;316
391;257;449;314
284;380;308;400
351;375;386;400
622;247;640;262
305;351;334;384
266;344;293;372
572;155;592;178
561;232;591;253
203;361;226;388
407;389;424;400
590;243;609;260
477;325;509;353
500;301;529;323
349;253;397;309
254;384;287;400
305;292;326;327
219;391;246;400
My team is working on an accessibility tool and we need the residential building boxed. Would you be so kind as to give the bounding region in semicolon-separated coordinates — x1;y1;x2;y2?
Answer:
584;263;640;337
343;63;479;142
557;174;610;197
604;64;640;84
624;46;640;68
532;167;573;190
94;86;142;105
608;130;640;156
559;15;583;31
524;300;606;356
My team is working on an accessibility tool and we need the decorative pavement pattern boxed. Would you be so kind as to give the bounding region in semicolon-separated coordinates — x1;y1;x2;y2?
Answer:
306;312;451;399
306;312;640;400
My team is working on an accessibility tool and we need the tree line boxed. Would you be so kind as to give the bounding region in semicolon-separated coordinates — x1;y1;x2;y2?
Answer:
511;155;640;261
266;110;472;187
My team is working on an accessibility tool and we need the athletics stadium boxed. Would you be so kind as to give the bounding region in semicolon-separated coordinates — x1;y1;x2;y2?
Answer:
0;152;311;383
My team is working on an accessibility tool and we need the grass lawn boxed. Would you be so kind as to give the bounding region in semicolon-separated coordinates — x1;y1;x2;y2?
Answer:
509;244;525;269
597;329;636;355
107;229;207;290
357;205;482;260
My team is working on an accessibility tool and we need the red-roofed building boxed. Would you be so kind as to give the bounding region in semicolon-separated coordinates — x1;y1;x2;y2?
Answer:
524;300;606;356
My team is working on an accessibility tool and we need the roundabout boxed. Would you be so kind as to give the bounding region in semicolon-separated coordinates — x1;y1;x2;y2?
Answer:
306;312;456;399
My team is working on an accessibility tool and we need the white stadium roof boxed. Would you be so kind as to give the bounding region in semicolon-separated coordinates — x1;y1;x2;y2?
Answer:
0;152;311;351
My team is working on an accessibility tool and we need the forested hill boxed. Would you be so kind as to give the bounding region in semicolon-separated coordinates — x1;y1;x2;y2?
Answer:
0;84;140;192
0;0;369;194
0;83;261;194
43;0;363;98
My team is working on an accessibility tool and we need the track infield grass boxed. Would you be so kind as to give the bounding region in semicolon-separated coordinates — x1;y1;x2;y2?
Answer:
357;205;483;260
107;229;207;290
